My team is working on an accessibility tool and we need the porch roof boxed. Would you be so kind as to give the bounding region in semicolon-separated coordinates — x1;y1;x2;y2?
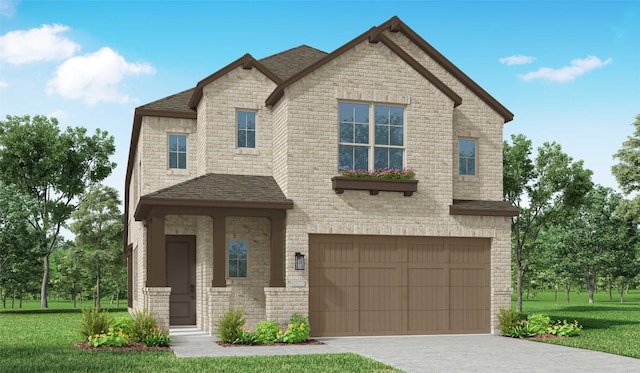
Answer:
134;173;294;220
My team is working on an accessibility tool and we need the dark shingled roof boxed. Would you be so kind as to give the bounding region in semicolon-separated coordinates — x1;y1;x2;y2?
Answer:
144;173;290;203
134;173;293;220
259;45;328;81
137;87;196;114
450;199;519;217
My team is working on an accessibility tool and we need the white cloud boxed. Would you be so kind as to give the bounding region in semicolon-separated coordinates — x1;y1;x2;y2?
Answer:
499;55;535;66
0;24;80;64
46;47;156;105
0;0;19;18
47;109;68;121
520;56;612;82
0;81;8;89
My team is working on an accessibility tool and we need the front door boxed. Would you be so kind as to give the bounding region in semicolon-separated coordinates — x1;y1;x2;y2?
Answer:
166;235;196;325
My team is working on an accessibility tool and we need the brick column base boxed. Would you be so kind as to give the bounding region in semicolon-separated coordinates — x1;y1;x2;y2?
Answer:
265;287;309;328
143;287;171;331
207;287;232;335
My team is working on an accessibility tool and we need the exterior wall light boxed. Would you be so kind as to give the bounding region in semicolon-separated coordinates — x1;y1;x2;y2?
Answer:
295;252;305;270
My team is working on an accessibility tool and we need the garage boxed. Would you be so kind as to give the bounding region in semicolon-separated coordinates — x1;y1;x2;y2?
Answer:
309;234;490;337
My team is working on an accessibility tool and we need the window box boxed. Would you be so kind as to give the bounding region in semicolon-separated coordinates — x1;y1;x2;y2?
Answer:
331;176;418;196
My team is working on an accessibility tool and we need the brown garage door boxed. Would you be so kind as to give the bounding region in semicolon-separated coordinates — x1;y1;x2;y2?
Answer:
309;235;490;336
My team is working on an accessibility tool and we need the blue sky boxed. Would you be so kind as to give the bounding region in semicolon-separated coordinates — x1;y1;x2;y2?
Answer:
1;0;639;204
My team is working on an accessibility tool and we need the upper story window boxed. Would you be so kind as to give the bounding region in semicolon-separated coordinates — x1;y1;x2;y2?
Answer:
338;102;405;171
228;240;247;278
237;111;256;148
168;134;187;169
459;138;476;176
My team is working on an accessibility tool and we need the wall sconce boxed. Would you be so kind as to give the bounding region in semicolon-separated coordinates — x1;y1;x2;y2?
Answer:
295;252;305;270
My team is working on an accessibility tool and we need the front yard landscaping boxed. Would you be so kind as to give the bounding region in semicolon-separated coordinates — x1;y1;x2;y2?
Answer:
0;306;399;373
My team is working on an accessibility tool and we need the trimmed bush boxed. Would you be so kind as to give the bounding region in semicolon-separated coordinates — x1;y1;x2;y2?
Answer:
526;313;551;335
255;320;280;344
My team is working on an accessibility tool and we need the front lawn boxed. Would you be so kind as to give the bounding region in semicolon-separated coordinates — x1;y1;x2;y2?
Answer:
0;308;400;373
515;289;640;359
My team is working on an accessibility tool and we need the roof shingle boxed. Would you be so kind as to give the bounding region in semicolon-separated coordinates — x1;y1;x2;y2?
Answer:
259;45;327;81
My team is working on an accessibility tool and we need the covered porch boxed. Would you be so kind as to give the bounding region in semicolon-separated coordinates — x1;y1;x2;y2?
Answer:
133;173;294;331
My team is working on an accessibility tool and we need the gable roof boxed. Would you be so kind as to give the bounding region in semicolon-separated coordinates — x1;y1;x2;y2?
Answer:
134;173;294;220
379;16;514;123
265;26;462;108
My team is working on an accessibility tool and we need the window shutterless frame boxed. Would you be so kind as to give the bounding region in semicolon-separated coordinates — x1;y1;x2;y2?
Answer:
338;101;406;172
458;138;476;176
237;110;257;149
168;134;187;169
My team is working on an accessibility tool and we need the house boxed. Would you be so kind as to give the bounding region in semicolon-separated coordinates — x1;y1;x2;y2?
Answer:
124;16;518;337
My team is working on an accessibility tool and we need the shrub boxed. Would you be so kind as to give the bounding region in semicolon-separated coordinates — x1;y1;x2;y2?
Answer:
234;329;258;345
255;320;280;344
142;327;172;347
276;314;310;344
497;308;525;337
88;327;129;347
548;320;582;337
217;308;245;344
79;308;113;339
129;308;158;343
526;313;551;335
112;316;133;336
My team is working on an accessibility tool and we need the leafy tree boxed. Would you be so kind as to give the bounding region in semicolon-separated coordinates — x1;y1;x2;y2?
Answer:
69;185;123;309
554;186;637;303
612;114;640;221
0;183;41;308
50;240;86;308
0;115;116;308
504;134;593;312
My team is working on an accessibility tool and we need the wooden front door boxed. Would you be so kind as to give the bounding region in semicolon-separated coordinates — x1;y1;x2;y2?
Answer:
166;235;196;325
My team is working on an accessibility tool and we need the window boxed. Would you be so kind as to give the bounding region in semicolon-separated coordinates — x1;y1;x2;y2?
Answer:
459;139;476;176
339;102;404;171
228;241;247;278
237;111;256;148
168;134;187;169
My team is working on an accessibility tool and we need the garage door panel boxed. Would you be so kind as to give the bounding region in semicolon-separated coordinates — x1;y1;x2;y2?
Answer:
310;235;490;336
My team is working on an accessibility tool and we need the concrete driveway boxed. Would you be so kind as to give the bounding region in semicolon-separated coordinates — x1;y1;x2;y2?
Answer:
319;335;640;373
170;327;640;372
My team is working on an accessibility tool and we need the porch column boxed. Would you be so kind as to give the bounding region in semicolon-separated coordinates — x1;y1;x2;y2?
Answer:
146;213;166;287
212;214;227;287
269;212;285;287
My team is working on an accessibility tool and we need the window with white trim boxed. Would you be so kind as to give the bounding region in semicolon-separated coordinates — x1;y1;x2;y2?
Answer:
168;134;187;169
338;102;405;171
237;111;256;148
458;138;476;176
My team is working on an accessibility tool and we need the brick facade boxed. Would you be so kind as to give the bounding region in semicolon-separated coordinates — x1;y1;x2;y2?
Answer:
126;17;513;335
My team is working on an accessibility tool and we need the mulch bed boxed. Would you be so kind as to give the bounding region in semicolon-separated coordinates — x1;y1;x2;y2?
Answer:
528;334;563;340
216;340;325;347
74;342;172;352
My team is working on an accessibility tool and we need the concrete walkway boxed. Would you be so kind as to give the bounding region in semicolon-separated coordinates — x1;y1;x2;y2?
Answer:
169;327;640;372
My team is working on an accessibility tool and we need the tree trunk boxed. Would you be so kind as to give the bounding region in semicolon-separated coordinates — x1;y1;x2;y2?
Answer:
585;272;596;304
608;279;612;300
72;290;77;308
554;285;558;302
565;283;571;303
40;254;50;308
619;284;625;303
19;289;23;308
516;266;524;312
96;268;101;309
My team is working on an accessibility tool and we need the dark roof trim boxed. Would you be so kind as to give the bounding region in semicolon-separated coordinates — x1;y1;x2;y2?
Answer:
380;16;514;123
189;53;282;109
265;26;461;108
134;196;294;221
449;199;519;217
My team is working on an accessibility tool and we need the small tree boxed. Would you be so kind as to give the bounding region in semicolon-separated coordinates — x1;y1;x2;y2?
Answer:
69;185;123;309
504;134;593;312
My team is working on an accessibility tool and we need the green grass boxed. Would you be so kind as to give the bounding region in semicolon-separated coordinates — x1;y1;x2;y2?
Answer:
515;288;640;359
0;308;399;373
